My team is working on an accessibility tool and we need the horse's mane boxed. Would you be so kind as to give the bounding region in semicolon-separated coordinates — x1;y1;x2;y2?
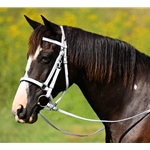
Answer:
28;25;150;87
65;26;150;87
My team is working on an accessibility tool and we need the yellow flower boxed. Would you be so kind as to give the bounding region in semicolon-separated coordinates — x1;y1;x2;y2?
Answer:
88;14;98;20
9;25;19;37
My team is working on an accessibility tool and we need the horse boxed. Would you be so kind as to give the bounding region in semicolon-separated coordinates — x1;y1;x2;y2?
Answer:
12;15;150;143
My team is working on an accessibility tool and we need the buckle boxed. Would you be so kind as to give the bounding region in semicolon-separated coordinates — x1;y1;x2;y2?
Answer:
37;95;49;107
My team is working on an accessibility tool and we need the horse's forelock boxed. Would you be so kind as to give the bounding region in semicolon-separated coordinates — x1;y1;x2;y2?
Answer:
28;25;49;57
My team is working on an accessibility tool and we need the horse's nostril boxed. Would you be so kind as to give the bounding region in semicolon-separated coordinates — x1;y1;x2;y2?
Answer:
17;105;26;119
17;105;23;113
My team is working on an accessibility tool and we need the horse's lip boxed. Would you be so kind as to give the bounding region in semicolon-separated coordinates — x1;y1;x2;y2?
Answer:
12;109;26;123
13;105;41;124
15;115;25;123
27;105;40;123
29;104;45;123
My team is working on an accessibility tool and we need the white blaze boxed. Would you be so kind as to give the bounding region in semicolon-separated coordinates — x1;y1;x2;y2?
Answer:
12;45;41;122
12;57;32;116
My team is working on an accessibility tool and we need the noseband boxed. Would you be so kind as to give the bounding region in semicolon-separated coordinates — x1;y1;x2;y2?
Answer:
20;26;69;108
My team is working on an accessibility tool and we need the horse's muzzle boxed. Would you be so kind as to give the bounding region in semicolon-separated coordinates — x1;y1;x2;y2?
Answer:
12;104;41;123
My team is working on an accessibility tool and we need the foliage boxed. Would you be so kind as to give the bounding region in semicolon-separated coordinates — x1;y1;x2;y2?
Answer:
0;8;150;143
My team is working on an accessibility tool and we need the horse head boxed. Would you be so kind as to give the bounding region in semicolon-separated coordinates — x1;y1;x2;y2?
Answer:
12;16;76;123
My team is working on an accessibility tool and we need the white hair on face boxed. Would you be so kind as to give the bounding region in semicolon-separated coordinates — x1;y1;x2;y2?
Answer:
25;45;42;98
25;45;41;75
33;45;42;60
12;45;42;122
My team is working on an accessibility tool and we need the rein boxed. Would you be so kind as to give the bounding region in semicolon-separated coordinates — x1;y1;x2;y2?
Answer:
20;26;150;137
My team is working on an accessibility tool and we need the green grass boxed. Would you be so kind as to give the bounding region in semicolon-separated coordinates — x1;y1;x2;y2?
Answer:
1;8;150;143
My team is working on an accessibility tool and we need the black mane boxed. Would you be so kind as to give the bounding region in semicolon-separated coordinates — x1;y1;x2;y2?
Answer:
65;26;150;87
28;24;150;87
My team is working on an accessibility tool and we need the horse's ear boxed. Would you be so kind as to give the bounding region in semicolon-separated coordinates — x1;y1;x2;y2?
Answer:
24;15;41;29
41;15;61;35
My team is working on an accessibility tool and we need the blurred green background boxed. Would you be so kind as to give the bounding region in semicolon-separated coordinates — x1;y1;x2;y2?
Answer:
0;8;150;143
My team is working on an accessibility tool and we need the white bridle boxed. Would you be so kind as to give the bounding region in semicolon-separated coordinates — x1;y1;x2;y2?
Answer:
20;26;69;108
20;26;150;137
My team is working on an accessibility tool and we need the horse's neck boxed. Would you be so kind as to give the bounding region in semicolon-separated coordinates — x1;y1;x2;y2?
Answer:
76;69;149;116
75;67;150;142
76;74;128;118
73;48;150;116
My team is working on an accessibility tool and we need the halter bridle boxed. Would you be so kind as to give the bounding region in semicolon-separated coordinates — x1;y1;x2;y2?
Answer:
20;26;69;108
20;26;150;137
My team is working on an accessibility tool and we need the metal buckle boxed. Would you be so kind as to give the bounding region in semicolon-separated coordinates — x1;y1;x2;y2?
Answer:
37;95;50;107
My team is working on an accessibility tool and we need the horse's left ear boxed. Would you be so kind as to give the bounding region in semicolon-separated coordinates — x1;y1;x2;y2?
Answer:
41;15;61;36
24;15;42;29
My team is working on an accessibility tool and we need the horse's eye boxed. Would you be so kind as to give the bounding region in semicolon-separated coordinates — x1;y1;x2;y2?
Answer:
41;56;50;64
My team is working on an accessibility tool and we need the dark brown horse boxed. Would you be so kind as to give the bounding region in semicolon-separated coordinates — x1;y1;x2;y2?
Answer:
12;15;150;142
